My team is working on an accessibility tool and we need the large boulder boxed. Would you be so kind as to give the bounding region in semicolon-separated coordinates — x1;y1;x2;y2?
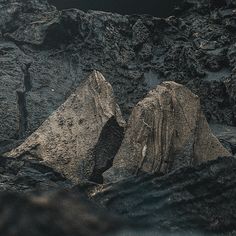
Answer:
104;81;230;182
6;71;126;183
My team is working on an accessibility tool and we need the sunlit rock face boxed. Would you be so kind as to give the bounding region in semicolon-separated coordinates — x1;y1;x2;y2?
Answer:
6;71;126;184
48;0;182;17
104;82;230;183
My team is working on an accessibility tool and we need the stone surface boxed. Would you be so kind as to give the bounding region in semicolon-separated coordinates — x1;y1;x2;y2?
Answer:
6;71;125;183
1;156;236;235
0;155;72;192
92;157;236;234
1;0;236;154
104;82;230;182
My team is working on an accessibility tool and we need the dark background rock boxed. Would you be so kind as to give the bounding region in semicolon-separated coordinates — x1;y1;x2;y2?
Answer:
1;0;236;153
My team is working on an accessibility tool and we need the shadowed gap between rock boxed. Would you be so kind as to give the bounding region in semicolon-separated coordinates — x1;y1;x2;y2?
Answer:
16;64;31;139
89;116;124;184
16;91;28;139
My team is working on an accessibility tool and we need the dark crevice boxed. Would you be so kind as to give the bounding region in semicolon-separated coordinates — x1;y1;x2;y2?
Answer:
16;91;28;139
16;64;32;139
23;63;32;92
89;116;125;184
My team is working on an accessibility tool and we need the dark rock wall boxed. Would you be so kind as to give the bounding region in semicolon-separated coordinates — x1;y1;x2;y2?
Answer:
0;0;236;151
92;157;236;234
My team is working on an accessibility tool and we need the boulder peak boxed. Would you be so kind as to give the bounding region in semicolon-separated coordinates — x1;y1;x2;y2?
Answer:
104;81;231;182
6;71;126;183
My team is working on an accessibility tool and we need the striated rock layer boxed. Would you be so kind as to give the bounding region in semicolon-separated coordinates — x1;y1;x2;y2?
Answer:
6;71;125;183
104;82;230;182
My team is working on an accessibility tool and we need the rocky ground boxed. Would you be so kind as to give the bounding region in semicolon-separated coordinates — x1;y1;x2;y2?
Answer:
0;0;236;235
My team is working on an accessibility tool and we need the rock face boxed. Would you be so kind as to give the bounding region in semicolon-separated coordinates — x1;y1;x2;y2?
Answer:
1;0;236;154
104;82;230;182
0;155;72;192
6;71;125;183
92;157;236;234
211;124;236;156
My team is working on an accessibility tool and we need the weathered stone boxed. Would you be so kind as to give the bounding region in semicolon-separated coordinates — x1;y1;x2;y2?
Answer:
104;82;230;182
6;71;125;183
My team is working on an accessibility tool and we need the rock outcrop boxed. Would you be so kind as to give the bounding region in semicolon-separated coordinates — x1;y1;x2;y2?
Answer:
0;190;124;236
0;155;72;192
211;123;236;156
104;82;230;182
1;0;236;154
92;157;236;234
6;71;125;183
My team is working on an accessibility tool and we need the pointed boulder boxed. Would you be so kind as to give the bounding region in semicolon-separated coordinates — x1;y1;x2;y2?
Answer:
6;71;126;183
104;81;230;182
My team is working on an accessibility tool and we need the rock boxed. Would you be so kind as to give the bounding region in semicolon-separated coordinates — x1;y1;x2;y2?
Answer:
1;156;236;235
0;190;124;236
1;0;236;149
104;82;230;182
0;42;32;154
210;123;236;156
92;157;236;234
6;71;126;183
132;19;150;46
0;155;72;192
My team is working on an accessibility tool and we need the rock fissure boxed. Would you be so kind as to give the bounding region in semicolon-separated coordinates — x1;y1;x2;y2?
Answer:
16;91;27;139
16;63;31;139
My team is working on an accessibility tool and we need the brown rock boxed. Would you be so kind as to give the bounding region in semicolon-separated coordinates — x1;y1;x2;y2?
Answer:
6;71;126;183
104;81;231;182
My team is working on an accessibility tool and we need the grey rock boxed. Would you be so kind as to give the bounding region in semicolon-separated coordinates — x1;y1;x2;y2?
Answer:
92;157;236;234
211;123;236;156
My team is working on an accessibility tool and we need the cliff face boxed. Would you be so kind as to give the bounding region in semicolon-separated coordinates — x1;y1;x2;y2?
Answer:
1;0;236;153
